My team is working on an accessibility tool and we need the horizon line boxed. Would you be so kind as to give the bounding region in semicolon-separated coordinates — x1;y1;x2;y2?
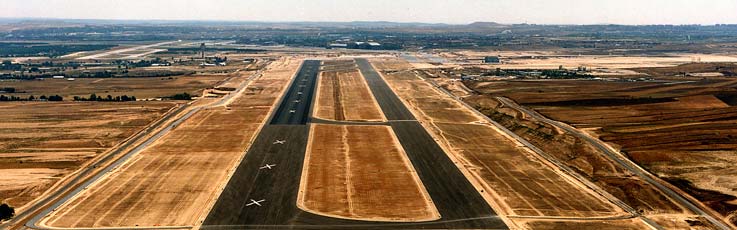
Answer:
1;17;734;27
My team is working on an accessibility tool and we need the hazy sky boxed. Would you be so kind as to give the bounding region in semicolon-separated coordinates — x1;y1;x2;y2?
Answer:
3;0;737;25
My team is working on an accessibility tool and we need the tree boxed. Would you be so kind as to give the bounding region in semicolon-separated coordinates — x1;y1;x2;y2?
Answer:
28;95;35;101
170;92;192;100
89;93;97;101
48;95;63;101
0;203;14;221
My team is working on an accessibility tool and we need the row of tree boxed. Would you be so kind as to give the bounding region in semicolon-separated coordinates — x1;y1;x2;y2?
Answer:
73;93;136;102
0;95;63;101
170;92;192;100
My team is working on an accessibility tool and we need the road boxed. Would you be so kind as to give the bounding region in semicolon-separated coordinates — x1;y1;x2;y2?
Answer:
495;96;732;230
11;68;264;230
202;59;506;229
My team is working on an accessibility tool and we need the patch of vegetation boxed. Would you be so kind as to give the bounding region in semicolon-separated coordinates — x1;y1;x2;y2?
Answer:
0;203;14;221
0;42;116;57
73;93;136;102
169;92;192;100
541;69;594;79
0;94;63;101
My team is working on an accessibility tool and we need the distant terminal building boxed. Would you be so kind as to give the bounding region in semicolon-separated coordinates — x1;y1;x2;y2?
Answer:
367;42;382;49
484;56;500;63
328;43;349;49
328;41;382;50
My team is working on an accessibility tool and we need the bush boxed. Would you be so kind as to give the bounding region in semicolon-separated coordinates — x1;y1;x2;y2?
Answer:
170;92;192;100
0;203;14;221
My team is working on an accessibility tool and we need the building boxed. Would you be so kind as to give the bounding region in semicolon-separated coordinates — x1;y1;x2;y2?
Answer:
52;75;65;79
367;42;382;49
484;56;501;63
328;43;348;49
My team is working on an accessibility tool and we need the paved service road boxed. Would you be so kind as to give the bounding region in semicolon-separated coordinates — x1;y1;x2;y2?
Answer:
202;59;507;229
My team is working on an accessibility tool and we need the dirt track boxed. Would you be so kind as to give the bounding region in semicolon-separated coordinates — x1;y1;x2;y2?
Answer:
299;124;438;221
41;58;300;228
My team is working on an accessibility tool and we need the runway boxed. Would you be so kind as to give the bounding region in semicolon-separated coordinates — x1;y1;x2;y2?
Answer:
270;60;320;125
202;59;507;229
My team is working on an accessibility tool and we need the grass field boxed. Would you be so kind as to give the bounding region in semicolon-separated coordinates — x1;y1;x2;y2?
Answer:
298;124;438;221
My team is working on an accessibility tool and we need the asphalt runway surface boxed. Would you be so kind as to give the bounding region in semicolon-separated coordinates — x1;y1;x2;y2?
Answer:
355;58;415;120
270;60;320;125
202;59;507;229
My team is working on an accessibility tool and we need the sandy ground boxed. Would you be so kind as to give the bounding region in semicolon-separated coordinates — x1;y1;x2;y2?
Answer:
0;75;229;99
298;124;439;221
520;218;652;230
371;58;644;228
314;68;385;121
41;58;301;228
452;51;737;69
0;101;177;209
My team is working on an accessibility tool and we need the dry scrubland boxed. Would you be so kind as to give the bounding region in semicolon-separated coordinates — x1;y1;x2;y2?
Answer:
0;101;178;208
451;51;737;69
299;124;438;221
41;58;300;228
371;58;633;229
314;60;384;121
0;75;229;99
466;67;737;226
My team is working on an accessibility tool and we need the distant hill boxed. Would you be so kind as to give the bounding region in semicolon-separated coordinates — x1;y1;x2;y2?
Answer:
466;21;509;28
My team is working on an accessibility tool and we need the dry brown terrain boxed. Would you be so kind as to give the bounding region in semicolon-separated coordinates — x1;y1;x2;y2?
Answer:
450;51;737;69
314;61;384;121
0;101;178;209
465;69;737;226
298;124;438;221
371;58;634;227
0;75;229;99
40;58;300;228
522;219;653;230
